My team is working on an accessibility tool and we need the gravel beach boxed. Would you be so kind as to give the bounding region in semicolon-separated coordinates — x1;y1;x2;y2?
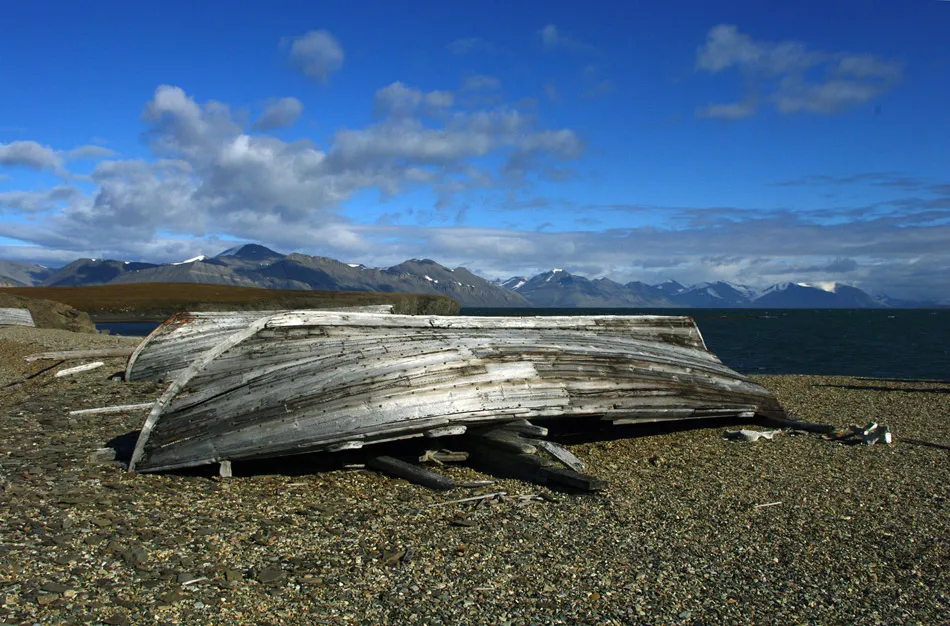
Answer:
1;326;947;625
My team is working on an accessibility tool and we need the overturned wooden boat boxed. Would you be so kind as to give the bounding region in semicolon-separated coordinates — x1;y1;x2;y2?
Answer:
129;311;786;472
0;307;35;328
125;305;394;382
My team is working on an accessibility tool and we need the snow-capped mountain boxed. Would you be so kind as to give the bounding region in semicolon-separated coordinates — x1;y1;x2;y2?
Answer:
668;281;760;307
0;249;930;308
501;273;904;308
505;269;672;307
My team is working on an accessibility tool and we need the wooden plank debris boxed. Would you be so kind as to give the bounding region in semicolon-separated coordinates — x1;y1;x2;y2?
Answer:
535;440;587;472
469;428;538;455
426;492;507;508
465;442;605;492
69;402;154;416
367;455;457;490
499;419;548;437
0;308;35;327
419;449;469;465
54;361;104;378
25;347;134;363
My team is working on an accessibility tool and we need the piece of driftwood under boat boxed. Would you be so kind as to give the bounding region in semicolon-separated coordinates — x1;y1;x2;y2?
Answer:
124;305;395;382
129;311;786;472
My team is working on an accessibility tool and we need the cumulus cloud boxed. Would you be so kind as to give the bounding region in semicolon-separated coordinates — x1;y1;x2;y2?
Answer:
696;24;902;118
3;81;946;301
0;140;118;175
0;186;82;214
253;97;304;130
0;83;582;261
373;82;454;119
284;30;344;81
0;141;61;170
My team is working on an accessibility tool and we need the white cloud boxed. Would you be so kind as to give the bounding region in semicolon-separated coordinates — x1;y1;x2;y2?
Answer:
0;84;581;259
253;97;304;130
0;140;117;175
285;30;344;81
695;24;901;118
374;82;454;119
0;140;61;170
67;145;118;160
0;186;81;213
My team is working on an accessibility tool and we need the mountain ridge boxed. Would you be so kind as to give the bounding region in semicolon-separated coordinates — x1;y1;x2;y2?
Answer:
0;247;935;308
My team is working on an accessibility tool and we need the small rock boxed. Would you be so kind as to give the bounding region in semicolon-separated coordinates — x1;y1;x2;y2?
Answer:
36;594;57;606
256;567;286;585
224;568;243;583
40;581;69;594
158;591;184;604
103;612;130;626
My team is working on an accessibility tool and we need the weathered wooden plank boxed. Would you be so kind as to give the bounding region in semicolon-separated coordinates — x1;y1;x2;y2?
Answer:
129;311;786;473
124;306;396;382
25;347;134;362
535;440;587;472
54;361;104;378
498;419;548;437
0;308;34;327
70;402;155;416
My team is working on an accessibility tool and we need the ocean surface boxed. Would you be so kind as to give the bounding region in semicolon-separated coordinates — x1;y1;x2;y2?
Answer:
98;308;950;381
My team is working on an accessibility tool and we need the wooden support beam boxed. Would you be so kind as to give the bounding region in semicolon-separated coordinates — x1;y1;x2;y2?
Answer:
498;419;548;438
419;449;469;464
469;429;538;455
367;455;457;490
535;440;587;472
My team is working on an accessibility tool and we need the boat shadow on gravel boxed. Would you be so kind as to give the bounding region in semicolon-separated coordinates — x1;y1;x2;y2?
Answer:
104;415;759;485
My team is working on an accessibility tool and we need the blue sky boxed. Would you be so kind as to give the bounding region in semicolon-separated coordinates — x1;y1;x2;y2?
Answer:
1;0;948;299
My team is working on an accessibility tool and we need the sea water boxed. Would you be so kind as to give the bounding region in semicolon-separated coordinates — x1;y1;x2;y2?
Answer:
98;308;950;380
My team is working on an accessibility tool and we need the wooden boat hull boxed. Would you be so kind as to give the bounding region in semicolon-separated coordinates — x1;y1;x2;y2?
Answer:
129;312;785;472
124;305;395;382
0;308;35;327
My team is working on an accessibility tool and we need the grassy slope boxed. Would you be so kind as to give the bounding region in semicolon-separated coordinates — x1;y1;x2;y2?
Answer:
0;283;460;320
